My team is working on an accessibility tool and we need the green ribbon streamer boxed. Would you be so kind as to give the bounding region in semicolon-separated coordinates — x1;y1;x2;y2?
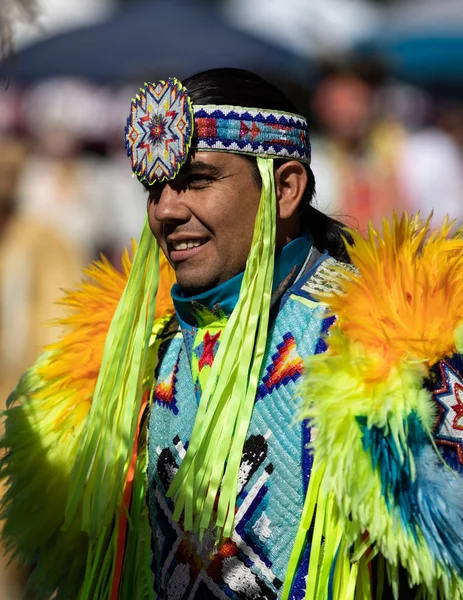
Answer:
282;456;325;599
65;216;160;546
282;452;373;599
167;157;276;539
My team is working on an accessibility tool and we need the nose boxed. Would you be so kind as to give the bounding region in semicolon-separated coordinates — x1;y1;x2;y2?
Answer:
153;184;191;224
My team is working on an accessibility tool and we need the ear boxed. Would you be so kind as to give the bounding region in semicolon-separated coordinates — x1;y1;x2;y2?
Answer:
274;160;307;220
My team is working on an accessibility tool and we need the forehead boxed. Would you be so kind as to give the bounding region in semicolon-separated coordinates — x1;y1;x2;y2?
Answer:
186;151;252;171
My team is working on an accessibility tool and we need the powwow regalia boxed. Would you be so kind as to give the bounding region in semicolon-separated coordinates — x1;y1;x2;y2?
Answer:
2;73;463;600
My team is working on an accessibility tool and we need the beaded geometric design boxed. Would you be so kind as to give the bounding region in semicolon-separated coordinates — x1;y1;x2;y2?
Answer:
125;78;194;183
152;431;282;599
147;260;330;599
193;105;310;163
257;332;303;401
153;357;180;415
296;257;358;301
194;330;222;372
429;355;463;464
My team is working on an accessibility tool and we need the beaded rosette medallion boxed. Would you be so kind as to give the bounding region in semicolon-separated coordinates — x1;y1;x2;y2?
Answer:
125;78;194;184
125;78;311;185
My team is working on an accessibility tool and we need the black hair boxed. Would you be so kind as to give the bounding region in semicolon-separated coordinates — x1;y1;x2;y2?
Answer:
182;68;352;263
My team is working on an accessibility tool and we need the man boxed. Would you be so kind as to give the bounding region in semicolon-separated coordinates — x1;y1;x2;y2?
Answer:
2;68;463;600
311;61;463;231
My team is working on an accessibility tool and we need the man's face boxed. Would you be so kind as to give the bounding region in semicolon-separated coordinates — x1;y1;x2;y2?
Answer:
147;152;261;295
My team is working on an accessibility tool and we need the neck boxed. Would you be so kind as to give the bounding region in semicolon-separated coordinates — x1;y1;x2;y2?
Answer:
171;233;312;329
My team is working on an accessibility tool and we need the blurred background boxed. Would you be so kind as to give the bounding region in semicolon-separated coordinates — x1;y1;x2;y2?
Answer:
1;0;463;596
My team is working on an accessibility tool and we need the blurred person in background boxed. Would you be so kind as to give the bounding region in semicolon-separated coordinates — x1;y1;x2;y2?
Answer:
19;80;147;267
89;133;147;265
0;134;85;599
18;79;104;262
311;59;463;230
0;134;86;399
0;117;90;598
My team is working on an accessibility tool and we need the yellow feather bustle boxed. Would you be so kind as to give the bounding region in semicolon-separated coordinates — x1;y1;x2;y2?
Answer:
37;245;175;433
326;213;463;380
0;244;175;597
284;213;463;600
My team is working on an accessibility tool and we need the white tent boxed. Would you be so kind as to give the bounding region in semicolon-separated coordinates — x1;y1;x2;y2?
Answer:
224;0;381;58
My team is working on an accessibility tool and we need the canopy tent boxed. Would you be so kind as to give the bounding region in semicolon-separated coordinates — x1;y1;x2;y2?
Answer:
355;0;463;86
1;0;305;84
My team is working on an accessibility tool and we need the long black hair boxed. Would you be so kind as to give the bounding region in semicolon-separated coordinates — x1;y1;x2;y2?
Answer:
182;68;352;263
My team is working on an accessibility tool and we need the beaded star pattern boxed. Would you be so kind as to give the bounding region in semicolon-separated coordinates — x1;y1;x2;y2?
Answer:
125;78;194;184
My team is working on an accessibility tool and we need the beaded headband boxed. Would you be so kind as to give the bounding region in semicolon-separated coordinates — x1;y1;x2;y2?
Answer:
125;78;311;185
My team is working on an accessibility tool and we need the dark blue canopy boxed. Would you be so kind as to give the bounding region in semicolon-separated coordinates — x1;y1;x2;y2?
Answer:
2;0;304;83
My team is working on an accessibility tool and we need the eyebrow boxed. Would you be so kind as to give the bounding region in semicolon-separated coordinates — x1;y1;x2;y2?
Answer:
185;160;223;176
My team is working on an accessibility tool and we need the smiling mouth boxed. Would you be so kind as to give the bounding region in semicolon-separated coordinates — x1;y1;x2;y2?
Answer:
168;238;209;261
171;239;206;251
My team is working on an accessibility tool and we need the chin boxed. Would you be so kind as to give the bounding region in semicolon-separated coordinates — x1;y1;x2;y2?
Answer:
174;262;241;296
175;271;220;296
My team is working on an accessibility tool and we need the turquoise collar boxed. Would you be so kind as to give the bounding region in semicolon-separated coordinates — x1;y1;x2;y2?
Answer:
172;234;312;329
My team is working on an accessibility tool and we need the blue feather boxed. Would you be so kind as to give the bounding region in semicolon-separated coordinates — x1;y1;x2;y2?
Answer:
415;444;463;573
359;411;463;576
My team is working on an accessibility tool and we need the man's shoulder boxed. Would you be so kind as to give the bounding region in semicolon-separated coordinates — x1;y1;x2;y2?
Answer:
288;251;357;304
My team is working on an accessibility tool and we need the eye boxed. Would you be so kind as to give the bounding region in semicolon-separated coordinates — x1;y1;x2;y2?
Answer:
186;175;214;189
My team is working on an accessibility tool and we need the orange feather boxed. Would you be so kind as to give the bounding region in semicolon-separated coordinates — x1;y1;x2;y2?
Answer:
322;213;463;380
35;245;176;431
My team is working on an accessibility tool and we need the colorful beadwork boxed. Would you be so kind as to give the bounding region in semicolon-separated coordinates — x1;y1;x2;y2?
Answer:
125;78;194;184
193;106;310;163
147;267;329;599
125;79;311;184
431;356;463;463
153;356;180;415
257;332;304;400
